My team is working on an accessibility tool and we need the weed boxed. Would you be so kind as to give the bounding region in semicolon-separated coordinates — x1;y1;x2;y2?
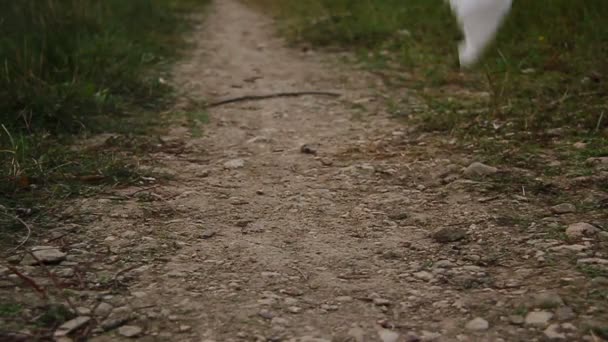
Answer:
0;303;22;318
0;0;209;248
246;0;608;168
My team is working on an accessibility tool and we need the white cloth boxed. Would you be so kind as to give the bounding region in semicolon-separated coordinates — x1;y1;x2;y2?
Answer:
448;0;513;67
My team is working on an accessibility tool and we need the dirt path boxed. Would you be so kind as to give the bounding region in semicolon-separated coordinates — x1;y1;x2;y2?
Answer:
6;1;606;341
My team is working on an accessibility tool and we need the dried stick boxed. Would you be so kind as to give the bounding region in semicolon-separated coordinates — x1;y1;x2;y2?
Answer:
205;91;341;108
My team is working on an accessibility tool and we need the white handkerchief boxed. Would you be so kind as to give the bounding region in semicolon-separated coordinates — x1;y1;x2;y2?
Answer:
449;0;513;67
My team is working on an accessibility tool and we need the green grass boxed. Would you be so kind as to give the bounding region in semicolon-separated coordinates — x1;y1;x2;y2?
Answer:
0;0;205;133
0;302;22;318
246;0;608;147
0;0;209;250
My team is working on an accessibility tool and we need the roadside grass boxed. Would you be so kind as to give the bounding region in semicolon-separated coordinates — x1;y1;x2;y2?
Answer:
245;0;608;157
246;0;608;199
0;0;209;250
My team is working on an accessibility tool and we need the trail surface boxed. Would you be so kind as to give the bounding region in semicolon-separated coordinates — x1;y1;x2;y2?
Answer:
10;1;607;341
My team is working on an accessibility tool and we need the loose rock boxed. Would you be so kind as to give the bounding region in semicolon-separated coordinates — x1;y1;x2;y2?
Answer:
378;329;399;342
565;222;598;241
532;292;564;309
463;162;498;178
550;203;576;214
27;246;67;265
347;326;365;342
223;158;245;169
544;324;566;340
118;325;143;338
465;317;489;331
509;315;525;325
412;271;434;282
432;227;466;243
555;306;576;321
525;311;553;327
300;144;317;155
94;302;113;318
54;316;91;338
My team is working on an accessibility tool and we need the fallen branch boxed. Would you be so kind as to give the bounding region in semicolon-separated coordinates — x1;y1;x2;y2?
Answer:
4;264;47;299
205;91;341;108
28;250;78;313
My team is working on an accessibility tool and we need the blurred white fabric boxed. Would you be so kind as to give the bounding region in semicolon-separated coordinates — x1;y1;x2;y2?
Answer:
448;0;513;67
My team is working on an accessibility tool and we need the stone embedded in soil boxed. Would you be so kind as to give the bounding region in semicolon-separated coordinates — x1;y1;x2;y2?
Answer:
550;203;576;214
258;309;274;319
223;158;245;169
200;230;216;239
94;302;114;318
412;271;434;282
544;324;566;340
373;298;392;306
300;144;318;155
432;227;466;243
463;162;498;178
532;292;564;309
118;325;143;338
378;329;399;342
585;156;608;166
465;317;489;331
525;311;553;327
287;306;302;314
54;316;91;338
26;246;67;265
509;315;525;325
554;306;576;321
347;326;365;342
565;222;598;241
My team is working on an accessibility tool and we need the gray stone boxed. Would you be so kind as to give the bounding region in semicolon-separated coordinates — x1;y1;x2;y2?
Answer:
271;317;289;326
532;292;564;309
412;271;434;282
550;203;576;214
373;298;392;306
432;227;466;243
565;222;598;241
55;268;75;277
525;311;553;327
577;258;608;265
300;144;317;155
347;326;365;342
463;162;498;178
54;316;91;338
223;158;245;169
420;331;442;341
586;157;608;166
544;324;566;340
509;315;525;325
94;302;113;318
378;329;399;342
258;309;274;319
27;246;67;265
465;317;489;331
287;306;301;314
555;306;576;321
434;260;455;268
118;325;143;338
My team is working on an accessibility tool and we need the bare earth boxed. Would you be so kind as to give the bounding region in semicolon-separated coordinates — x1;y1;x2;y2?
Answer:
4;1;607;341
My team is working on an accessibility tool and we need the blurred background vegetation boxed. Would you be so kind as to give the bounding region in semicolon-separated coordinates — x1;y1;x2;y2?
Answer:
248;0;608;137
0;0;207;245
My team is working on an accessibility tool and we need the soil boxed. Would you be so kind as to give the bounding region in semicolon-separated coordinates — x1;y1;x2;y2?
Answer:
2;1;607;341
